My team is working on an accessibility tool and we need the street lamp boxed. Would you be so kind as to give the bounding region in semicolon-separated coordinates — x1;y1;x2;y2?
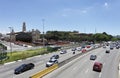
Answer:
42;19;45;48
8;27;12;56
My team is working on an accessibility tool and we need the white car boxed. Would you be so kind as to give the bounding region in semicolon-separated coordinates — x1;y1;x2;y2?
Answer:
60;50;67;54
46;59;58;67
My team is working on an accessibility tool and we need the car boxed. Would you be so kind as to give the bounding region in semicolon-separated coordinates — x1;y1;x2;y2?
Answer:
60;50;67;54
71;48;77;51
46;59;58;67
86;45;91;48
106;49;110;53
50;54;59;59
116;46;119;49
81;45;85;48
110;45;114;50
14;63;34;74
90;55;97;60
103;46;106;48
93;62;103;72
77;48;82;51
82;48;86;53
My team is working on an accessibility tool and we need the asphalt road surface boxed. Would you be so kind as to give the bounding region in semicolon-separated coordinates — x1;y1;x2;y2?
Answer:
0;45;93;78
43;47;120;78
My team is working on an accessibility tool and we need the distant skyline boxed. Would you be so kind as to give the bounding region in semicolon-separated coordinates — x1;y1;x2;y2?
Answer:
0;0;120;35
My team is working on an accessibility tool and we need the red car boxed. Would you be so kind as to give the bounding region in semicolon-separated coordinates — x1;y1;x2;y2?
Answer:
86;45;91;48
93;62;103;72
82;49;86;53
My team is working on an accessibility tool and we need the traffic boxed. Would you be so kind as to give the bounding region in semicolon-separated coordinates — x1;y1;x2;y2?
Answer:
0;42;120;78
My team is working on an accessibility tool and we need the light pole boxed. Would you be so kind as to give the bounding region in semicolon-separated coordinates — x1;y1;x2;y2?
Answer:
9;27;12;56
42;19;45;48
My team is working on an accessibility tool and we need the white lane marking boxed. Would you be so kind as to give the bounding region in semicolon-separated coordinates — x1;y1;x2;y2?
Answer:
85;69;89;73
99;73;102;78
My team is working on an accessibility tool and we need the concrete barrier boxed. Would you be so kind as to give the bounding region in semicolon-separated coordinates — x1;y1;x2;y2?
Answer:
30;45;101;78
30;64;58;78
58;46;101;67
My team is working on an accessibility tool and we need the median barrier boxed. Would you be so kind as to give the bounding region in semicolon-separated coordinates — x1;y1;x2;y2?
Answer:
30;45;101;78
58;46;101;67
30;64;58;78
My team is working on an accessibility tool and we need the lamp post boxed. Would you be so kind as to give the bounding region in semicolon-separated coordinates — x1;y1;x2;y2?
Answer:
42;19;45;48
9;27;12;56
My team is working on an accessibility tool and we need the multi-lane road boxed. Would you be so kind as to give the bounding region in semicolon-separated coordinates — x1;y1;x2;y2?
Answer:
0;45;91;78
43;47;120;78
0;45;119;78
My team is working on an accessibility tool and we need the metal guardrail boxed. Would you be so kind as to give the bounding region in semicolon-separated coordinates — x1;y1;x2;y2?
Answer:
30;64;58;78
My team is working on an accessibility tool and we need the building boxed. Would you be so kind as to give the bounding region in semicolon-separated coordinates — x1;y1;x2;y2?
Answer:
7;22;41;43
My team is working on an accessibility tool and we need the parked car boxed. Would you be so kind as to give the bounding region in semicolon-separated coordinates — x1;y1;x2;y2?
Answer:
50;54;59;59
46;59;58;67
90;55;97;60
60;50;67;54
14;63;34;74
93;62;103;72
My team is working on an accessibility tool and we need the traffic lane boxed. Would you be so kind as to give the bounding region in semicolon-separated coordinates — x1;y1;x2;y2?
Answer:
13;49;79;78
0;45;82;73
0;46;84;78
12;47;88;78
100;49;120;78
43;47;106;78
43;47;120;78
9;46;94;78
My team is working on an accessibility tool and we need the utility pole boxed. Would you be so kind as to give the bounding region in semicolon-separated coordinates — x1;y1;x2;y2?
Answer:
9;27;12;56
42;19;45;49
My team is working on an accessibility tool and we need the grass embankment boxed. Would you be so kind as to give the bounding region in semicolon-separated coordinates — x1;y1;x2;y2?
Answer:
0;47;57;64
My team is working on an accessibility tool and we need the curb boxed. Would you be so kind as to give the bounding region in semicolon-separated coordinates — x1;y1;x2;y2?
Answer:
4;61;16;65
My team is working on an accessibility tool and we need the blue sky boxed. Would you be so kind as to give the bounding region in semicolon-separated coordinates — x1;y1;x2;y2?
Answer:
0;0;120;35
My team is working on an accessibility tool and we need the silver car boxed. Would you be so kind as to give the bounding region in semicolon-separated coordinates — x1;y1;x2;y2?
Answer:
46;59;58;67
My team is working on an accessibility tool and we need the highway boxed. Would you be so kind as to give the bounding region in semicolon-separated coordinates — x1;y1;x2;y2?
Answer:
0;45;92;78
43;47;120;78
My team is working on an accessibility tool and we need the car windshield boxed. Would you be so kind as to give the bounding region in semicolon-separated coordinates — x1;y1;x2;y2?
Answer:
49;60;55;62
16;64;26;70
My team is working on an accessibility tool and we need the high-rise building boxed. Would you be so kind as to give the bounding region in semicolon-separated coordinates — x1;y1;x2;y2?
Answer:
22;22;26;32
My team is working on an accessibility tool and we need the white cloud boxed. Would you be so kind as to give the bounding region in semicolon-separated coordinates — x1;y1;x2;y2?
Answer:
104;2;109;8
61;8;90;17
81;10;87;14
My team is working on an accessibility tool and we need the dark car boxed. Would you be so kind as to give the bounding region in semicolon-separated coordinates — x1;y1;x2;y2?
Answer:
106;50;110;53
46;59;58;67
50;55;59;59
90;55;97;60
110;45;114;50
116;46;119;49
14;63;34;74
93;62;103;72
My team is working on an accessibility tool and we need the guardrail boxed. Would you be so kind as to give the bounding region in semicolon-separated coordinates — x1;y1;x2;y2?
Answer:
30;64;58;78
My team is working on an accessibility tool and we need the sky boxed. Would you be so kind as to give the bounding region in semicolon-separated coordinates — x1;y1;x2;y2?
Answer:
0;0;120;35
